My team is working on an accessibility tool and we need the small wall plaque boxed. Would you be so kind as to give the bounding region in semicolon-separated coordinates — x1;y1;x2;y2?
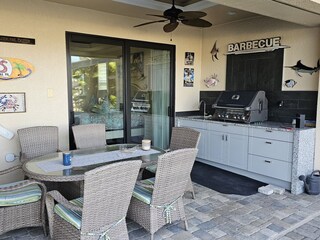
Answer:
0;35;35;45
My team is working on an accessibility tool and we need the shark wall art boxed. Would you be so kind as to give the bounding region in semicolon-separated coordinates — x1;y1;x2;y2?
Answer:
286;60;320;77
210;41;219;62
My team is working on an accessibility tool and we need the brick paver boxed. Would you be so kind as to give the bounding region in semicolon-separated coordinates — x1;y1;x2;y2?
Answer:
2;183;320;239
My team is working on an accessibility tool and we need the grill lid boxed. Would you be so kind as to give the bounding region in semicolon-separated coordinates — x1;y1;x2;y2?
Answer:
214;91;259;108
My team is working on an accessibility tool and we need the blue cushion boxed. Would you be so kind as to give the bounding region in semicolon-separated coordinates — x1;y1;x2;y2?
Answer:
54;197;83;229
132;178;155;204
145;164;157;173
0;180;42;206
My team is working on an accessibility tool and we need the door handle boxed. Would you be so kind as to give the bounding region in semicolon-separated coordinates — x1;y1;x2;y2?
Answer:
222;135;224;141
225;135;228;141
264;160;271;163
265;141;272;144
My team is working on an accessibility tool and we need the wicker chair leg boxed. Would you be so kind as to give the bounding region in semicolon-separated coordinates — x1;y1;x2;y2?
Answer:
184;219;189;231
190;187;196;199
150;233;154;240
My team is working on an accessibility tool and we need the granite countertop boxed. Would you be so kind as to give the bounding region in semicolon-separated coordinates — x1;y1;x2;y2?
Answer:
177;116;314;132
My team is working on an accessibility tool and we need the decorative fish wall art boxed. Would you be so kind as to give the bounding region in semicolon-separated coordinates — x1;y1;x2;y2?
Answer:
0;57;34;80
284;79;297;88
210;41;219;62
286;59;320;77
204;74;219;88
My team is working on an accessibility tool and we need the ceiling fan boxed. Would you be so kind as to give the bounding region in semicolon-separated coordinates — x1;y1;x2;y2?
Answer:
133;0;212;33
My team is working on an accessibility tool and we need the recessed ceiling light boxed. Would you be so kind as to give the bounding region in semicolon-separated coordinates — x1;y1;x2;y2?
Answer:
228;11;237;15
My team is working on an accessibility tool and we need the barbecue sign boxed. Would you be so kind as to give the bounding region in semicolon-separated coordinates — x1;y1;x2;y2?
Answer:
227;36;281;53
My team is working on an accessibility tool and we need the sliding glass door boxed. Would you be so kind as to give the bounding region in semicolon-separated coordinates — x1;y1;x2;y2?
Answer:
129;46;172;148
67;33;175;149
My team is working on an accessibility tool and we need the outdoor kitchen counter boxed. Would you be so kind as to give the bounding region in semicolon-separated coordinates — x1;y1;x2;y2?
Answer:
176;117;316;194
177;116;314;132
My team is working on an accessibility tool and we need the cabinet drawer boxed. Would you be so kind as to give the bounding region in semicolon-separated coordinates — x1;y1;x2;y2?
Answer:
249;137;293;162
178;119;207;130
208;122;248;135
249;128;293;142
248;154;291;182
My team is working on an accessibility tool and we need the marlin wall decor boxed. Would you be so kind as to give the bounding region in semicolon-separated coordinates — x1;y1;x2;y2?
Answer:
286;60;320;77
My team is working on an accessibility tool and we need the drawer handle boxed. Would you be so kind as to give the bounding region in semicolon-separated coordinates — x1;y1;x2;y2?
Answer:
266;129;272;132
264;160;271;163
265;141;272;144
222;124;228;127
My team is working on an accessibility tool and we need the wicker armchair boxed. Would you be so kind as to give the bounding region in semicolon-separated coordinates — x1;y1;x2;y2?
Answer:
0;166;47;235
45;160;142;239
17;126;60;162
72;124;106;149
128;148;198;240
146;127;200;198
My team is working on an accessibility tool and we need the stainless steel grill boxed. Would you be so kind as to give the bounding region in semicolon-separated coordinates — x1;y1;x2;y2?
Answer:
212;90;268;123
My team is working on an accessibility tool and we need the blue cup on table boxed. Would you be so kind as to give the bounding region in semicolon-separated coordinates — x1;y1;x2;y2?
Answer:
63;152;72;166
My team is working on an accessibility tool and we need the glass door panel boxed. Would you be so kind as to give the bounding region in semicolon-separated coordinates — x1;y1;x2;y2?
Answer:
69;41;124;145
129;47;171;149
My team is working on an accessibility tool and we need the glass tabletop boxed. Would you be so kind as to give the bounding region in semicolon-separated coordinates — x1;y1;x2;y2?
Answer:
23;144;165;181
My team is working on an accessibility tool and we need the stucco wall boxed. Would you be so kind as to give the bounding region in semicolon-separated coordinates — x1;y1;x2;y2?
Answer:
0;0;203;182
200;17;320;92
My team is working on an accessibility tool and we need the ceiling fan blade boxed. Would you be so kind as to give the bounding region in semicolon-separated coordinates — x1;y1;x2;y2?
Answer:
178;11;207;20
146;14;169;19
181;18;212;28
163;22;179;33
134;20;168;28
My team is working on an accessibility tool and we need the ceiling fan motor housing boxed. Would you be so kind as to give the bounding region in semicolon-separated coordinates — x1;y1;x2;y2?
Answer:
164;6;183;19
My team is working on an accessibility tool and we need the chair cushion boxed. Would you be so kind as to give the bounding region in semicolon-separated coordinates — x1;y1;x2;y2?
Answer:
145;164;157;173
54;197;83;230
0;180;42;206
132;178;155;204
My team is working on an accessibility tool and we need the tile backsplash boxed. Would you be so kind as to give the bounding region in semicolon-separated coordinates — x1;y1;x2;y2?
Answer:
176;91;318;124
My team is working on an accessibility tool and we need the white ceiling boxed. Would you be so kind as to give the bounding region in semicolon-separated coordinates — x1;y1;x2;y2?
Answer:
42;0;320;27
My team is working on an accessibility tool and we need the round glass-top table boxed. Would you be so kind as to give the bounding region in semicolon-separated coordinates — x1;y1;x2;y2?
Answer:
23;144;165;182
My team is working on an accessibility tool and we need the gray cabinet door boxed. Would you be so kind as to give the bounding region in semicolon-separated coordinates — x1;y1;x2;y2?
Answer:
226;133;249;170
207;131;225;164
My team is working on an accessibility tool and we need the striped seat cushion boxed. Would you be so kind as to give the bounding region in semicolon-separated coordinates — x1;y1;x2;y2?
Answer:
145;164;157;173
0;180;42;206
132;178;155;204
54;197;83;230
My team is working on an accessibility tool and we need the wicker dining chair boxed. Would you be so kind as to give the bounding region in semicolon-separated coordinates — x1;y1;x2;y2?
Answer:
72;124;106;149
17;126;60;162
0;166;47;235
45;160;142;239
128;148;198;240
145;127;200;198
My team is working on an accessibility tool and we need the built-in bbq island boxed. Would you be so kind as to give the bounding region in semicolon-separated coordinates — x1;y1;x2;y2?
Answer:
176;116;315;195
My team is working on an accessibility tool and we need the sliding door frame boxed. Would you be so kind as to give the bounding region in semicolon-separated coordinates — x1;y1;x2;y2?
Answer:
66;32;175;149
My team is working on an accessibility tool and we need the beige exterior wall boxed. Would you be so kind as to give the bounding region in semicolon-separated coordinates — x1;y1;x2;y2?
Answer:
0;0;203;181
201;17;320;91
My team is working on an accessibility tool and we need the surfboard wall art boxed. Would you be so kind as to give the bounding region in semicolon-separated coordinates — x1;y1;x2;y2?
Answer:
0;57;34;80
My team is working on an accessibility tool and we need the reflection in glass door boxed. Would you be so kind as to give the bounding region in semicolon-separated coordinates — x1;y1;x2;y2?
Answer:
68;37;125;147
129;47;171;149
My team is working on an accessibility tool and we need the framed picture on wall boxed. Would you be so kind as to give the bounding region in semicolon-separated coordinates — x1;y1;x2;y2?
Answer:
184;52;194;65
0;92;26;113
183;68;194;87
